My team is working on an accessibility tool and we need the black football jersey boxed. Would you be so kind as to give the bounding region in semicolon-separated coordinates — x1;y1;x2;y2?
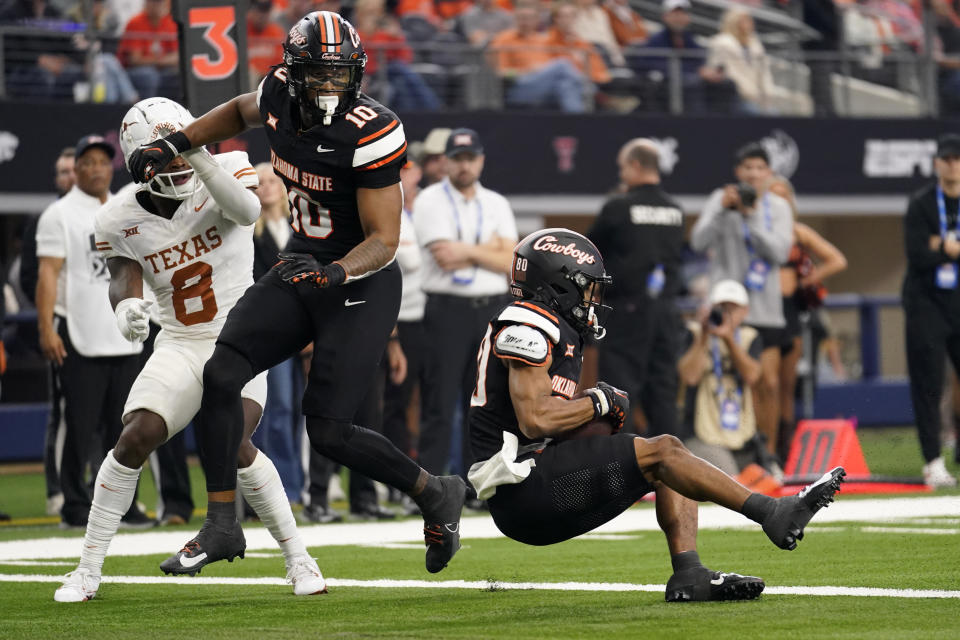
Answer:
468;300;584;464
256;66;407;263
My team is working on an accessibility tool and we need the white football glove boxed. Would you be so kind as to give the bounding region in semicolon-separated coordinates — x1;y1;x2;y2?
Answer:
115;298;153;343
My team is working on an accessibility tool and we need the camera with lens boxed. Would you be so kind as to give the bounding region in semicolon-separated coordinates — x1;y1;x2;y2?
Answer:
736;182;757;210
708;307;724;327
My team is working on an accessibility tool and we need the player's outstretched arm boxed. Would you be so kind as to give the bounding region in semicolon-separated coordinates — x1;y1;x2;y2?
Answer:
507;357;595;439
181;149;261;226
337;183;404;280
128;92;261;183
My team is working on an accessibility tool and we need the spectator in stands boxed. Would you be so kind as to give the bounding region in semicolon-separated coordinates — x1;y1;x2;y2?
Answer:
35;135;146;528
769;175;847;461
489;1;605;113
902;133;960;487
420;127;451;187
117;0;180;100
278;0;321;31
678;280;764;476
801;0;840;116
690;142;793;472
1;0;87;100
635;0;738;113
706;7;813;116
354;0;441;111
571;0;625;67
603;0;647;47
460;0;514;47
251;163;304;503
247;0;285;88
65;0;138;103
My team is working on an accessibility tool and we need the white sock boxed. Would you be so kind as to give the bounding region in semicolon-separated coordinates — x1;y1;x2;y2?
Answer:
238;451;308;562
78;450;140;574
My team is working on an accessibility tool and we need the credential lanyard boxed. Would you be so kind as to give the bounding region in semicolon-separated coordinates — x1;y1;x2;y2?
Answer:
742;193;771;257
937;185;959;240
443;181;483;285
711;330;742;426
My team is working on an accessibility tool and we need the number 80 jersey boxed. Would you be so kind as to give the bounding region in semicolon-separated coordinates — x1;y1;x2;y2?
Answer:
94;151;258;341
256;66;407;264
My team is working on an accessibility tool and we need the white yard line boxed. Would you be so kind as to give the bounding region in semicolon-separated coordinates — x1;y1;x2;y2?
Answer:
1;495;957;562
2;573;958;599
860;526;960;535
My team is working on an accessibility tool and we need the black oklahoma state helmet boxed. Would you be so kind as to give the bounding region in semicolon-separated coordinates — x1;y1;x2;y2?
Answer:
283;11;366;121
511;228;612;339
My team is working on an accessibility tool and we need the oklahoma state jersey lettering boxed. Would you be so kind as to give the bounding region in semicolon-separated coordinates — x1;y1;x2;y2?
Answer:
256;66;407;263
468;300;584;464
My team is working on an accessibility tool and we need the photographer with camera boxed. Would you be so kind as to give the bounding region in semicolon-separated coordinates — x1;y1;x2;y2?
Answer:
690;142;792;473
677;280;765;476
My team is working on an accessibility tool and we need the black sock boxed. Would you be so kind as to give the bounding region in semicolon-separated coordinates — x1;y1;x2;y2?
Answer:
207;500;236;528
671;550;704;574
741;493;776;525
411;474;444;512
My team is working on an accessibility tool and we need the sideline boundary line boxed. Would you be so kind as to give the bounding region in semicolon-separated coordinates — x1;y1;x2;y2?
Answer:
1;574;958;599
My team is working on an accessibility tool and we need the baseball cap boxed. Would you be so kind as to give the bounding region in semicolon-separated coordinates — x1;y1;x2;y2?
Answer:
445;128;483;157
422;128;451;156
709;280;749;307
663;0;691;12
75;134;116;160
936;133;960;158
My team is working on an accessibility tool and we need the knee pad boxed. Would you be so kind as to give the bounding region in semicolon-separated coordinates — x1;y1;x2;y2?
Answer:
202;344;253;396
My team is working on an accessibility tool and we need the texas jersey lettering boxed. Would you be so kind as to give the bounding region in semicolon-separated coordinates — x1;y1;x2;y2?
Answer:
93;151;258;340
257;66;407;264
469;300;584;463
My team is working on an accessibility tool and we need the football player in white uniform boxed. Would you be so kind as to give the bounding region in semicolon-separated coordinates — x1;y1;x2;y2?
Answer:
55;98;325;602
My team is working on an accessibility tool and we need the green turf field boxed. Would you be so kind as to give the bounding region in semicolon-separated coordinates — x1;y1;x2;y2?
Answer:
1;427;959;639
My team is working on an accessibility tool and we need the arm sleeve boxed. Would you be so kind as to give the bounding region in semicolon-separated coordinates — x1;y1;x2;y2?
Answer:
690;190;727;252
183;149;261;226
904;196;948;271
35;204;66;259
747;197;792;265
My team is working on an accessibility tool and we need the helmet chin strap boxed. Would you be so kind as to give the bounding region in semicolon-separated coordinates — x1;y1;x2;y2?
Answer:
315;96;338;125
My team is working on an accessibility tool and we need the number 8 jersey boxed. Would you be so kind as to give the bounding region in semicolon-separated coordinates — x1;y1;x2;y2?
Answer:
94;151;258;341
256;65;407;264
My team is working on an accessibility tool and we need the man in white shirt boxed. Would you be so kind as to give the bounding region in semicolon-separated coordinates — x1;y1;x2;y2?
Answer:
35;135;143;528
413;128;518;493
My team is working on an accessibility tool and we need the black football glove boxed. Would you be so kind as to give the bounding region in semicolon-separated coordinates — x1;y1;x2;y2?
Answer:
584;381;629;432
126;131;192;183
276;252;347;288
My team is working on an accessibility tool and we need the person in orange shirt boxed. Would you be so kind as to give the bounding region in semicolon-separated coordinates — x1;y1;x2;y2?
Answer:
247;0;285;86
489;2;599;112
603;0;648;47
117;0;179;98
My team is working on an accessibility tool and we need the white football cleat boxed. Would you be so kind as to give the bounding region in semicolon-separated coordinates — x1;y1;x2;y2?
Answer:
923;457;958;488
286;555;327;596
54;568;101;602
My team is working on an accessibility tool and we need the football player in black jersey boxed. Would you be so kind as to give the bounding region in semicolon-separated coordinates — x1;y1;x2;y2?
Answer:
468;228;846;602
125;11;467;576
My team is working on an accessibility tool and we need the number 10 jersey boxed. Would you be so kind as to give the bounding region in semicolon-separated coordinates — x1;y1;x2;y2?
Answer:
94;151;259;341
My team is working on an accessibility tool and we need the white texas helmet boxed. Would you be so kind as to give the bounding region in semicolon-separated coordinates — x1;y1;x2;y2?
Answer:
119;97;199;200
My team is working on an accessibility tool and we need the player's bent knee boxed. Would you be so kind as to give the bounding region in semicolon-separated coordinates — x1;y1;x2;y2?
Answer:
114;411;167;468
203;344;254;396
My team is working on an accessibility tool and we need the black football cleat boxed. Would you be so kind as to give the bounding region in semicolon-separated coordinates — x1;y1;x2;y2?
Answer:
763;466;846;550
159;519;246;576
422;475;467;574
665;568;765;602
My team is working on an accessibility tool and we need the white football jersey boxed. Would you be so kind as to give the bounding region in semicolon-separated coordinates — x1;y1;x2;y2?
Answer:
94;151;259;340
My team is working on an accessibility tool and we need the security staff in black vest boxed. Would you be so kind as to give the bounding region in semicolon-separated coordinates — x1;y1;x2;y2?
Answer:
587;138;685;436
903;133;960;488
